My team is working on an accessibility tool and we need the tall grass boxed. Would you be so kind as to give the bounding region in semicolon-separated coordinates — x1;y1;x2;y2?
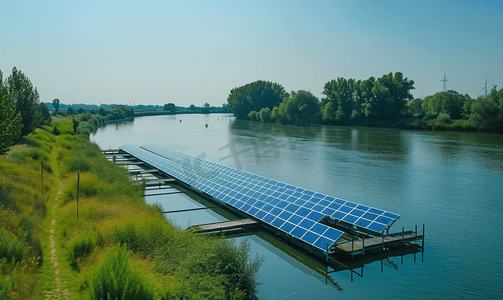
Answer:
0;124;51;299
87;244;155;300
0;232;25;265
153;235;263;299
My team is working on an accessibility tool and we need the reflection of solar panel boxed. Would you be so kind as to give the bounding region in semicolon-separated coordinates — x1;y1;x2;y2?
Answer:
119;144;400;252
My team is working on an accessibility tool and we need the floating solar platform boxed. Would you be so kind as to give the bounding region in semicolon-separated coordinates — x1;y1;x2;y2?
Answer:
119;144;400;254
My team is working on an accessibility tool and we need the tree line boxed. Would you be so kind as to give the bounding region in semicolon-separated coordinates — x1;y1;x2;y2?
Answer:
227;74;503;133
1;68;51;154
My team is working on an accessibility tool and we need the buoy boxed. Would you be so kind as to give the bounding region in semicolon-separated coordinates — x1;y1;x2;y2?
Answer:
180;120;182;122
205;123;208;128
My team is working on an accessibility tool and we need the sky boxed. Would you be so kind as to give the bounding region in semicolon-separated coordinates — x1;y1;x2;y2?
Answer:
1;0;502;107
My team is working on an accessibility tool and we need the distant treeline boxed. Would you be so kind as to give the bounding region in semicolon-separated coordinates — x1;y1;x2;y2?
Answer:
227;75;503;133
44;102;233;114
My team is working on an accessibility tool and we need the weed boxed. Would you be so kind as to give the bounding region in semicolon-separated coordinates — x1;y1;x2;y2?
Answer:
0;232;25;265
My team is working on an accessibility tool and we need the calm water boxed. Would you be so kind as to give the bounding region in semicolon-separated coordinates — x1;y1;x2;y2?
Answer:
91;114;503;299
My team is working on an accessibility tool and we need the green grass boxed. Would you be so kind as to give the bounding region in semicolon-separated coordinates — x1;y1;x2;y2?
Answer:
0;128;52;299
87;244;155;300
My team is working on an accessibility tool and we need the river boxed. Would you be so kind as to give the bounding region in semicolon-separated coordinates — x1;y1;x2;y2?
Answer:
91;114;503;299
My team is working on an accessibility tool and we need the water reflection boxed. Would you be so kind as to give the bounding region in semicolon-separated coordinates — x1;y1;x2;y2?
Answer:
321;126;411;165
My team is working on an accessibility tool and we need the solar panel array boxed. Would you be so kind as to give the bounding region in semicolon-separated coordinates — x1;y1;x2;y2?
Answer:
119;144;400;253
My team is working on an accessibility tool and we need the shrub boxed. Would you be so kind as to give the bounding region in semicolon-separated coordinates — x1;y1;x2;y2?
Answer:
63;172;101;202
87;244;155;300
409;118;426;129
69;156;90;172
69;231;99;270
71;231;98;260
154;235;263;299
248;111;259;121
110;221;171;255
436;112;452;125
0;232;25;264
259;107;272;123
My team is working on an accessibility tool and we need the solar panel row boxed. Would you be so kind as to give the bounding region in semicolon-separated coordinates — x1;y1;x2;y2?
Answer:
119;144;399;252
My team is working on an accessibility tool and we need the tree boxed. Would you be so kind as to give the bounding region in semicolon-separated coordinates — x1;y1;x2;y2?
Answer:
6;67;41;136
469;98;502;132
221;103;232;113
98;107;107;116
285;90;320;126
376;72;415;118
248;111;259;121
361;72;414;120
52;98;60;114
469;86;503;132
362;81;392;119
0;70;22;154
227;80;286;119
321;77;356;124
72;116;79;134
38;102;51;125
424;90;467;120
441;90;465;120
259;107;272;123
189;104;196;111
321;101;337;123
405;98;424;117
163;103;176;114
203;102;210;114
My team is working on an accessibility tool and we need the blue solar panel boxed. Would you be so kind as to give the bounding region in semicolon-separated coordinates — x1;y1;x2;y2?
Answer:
301;231;320;244
119;144;400;253
280;221;295;233
291;226;307;239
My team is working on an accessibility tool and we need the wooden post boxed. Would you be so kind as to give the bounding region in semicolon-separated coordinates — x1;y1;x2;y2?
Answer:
77;171;80;219
422;224;425;248
41;161;44;197
382;234;384;251
402;227;404;246
325;243;329;263
362;236;365;256
351;239;354;260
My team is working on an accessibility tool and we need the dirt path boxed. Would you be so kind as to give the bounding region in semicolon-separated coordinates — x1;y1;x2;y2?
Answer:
44;179;70;300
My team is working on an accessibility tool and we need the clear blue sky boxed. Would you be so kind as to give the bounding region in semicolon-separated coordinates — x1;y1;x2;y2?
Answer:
1;0;502;106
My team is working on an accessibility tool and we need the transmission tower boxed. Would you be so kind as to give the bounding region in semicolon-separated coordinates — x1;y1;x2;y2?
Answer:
441;73;449;91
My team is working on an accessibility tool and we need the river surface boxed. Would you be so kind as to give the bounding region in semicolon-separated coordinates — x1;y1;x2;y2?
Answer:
91;114;503;299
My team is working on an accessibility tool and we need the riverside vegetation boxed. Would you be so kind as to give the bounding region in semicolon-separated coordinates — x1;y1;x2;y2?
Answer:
227;76;503;133
1;117;263;299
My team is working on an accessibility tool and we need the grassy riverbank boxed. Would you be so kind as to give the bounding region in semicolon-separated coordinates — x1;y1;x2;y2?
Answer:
1;119;262;299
